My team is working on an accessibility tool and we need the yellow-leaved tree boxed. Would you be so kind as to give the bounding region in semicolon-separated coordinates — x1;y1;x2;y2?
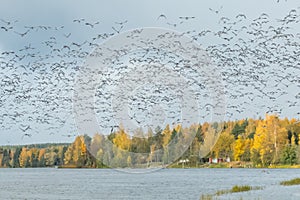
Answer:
113;128;131;151
64;136;88;167
19;147;28;168
212;131;234;159
251;114;288;166
234;135;245;161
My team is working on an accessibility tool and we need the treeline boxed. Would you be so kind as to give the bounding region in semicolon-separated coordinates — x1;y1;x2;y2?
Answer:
0;144;69;168
84;114;300;168
1;114;300;168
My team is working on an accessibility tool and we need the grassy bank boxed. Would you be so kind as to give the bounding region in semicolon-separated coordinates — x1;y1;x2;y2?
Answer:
169;161;300;169
200;177;300;199
200;185;263;200
280;178;300;186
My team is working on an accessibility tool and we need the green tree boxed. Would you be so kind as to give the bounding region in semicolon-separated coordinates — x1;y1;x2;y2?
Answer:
1;149;11;167
12;147;21;168
281;145;297;165
231;120;248;139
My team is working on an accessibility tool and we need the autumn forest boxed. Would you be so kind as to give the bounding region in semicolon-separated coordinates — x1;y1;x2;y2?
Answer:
1;114;300;168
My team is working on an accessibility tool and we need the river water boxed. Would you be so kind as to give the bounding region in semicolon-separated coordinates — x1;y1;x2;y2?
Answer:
0;168;300;200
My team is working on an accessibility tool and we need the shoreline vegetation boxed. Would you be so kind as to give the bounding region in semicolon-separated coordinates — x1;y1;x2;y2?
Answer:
0;114;299;169
280;178;300;186
56;162;300;169
200;178;300;200
201;185;263;200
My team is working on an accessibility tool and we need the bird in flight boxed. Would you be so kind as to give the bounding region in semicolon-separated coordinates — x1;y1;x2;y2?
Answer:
14;29;30;37
19;124;31;132
73;18;85;23
63;33;71;38
157;14;167;20
115;20;128;26
21;133;32;139
85;21;99;28
209;6;223;14
179;16;195;20
62;134;76;138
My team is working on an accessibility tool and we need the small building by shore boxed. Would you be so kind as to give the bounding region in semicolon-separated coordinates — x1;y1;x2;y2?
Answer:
209;157;230;164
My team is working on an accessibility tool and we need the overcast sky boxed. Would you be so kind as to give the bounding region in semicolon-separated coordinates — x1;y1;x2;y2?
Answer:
0;0;299;145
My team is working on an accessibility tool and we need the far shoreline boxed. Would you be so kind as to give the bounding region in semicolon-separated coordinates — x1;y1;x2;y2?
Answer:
2;162;300;169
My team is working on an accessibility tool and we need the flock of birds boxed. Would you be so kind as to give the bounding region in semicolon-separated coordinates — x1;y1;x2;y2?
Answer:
0;5;299;144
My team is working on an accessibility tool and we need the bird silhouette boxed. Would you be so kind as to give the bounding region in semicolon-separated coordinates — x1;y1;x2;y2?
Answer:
157;14;167;20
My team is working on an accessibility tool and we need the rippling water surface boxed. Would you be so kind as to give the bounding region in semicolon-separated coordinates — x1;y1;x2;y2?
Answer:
0;168;300;200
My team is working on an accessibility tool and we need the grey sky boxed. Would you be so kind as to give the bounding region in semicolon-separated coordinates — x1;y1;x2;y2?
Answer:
0;0;299;145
